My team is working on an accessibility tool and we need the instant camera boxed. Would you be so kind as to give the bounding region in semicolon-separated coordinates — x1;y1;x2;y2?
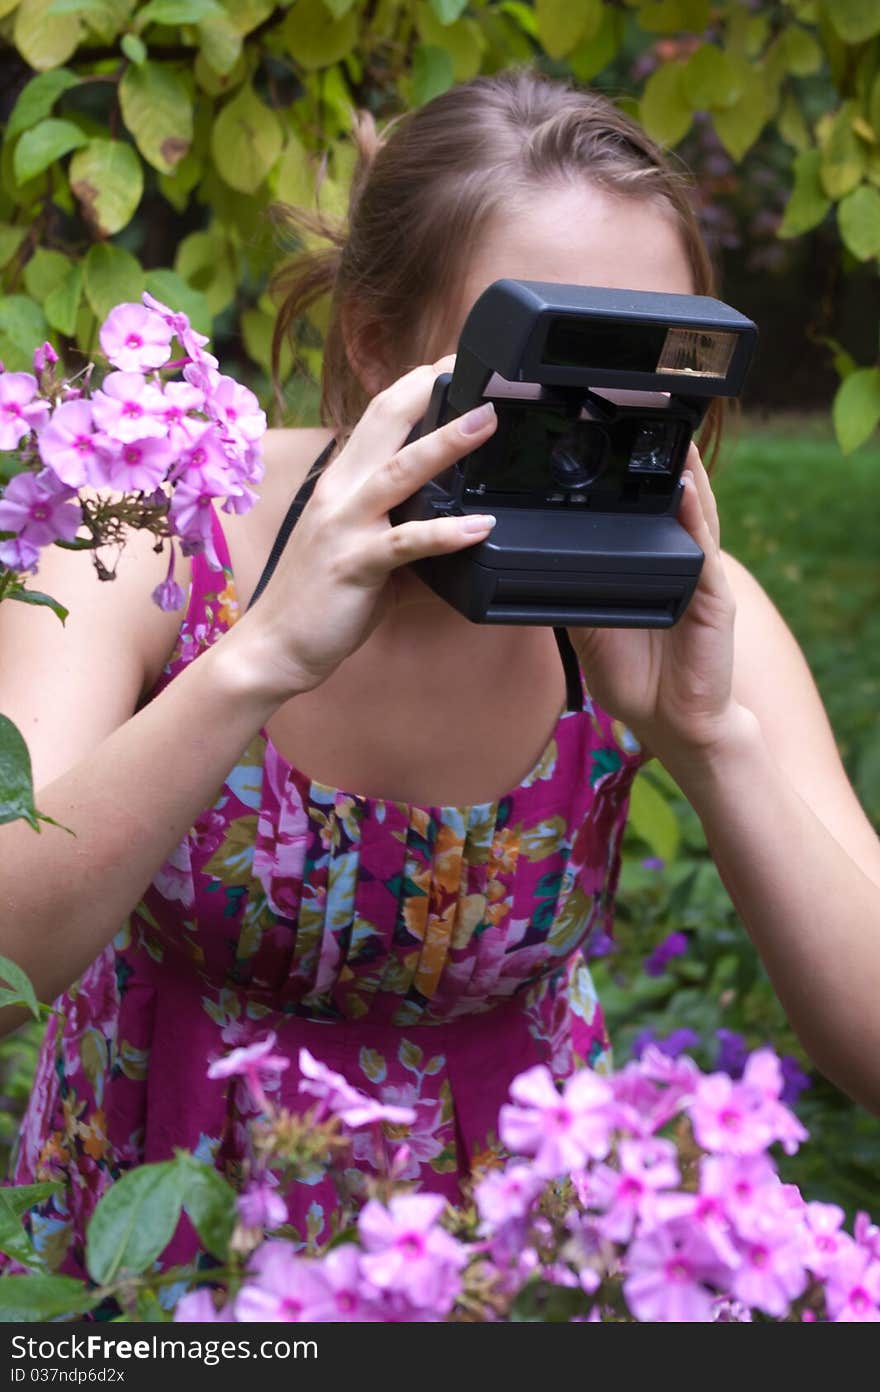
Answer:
391;280;757;627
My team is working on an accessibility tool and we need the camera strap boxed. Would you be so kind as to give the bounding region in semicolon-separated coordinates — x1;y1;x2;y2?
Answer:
246;437;584;714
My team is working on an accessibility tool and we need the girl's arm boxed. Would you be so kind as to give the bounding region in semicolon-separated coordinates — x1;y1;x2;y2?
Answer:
569;451;880;1113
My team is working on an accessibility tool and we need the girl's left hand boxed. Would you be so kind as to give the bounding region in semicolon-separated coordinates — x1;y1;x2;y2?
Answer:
567;444;742;761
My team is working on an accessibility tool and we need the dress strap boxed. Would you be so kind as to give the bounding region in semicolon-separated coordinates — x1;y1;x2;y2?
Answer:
553;627;585;714
247;437;336;612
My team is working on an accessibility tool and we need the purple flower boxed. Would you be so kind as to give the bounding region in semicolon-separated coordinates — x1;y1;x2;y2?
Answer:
823;1243;880;1321
641;857;665;871
634;1028;699;1061
644;931;688;977
715;1028;748;1079
99;302;173;373
0;534;40;573
0;467;81;551
0;371;50;450
173;1288;228;1322
779;1055;811;1107
104;435;174;493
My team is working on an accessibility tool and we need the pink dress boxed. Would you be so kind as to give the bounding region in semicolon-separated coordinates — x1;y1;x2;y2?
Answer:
11;506;643;1279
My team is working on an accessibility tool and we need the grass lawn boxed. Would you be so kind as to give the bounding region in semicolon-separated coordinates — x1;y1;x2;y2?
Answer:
715;413;880;817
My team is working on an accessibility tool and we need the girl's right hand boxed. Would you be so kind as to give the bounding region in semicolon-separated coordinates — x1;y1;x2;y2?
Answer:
236;358;498;699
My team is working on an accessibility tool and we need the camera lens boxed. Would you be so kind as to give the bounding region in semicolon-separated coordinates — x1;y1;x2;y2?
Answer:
629;420;676;474
549;427;607;491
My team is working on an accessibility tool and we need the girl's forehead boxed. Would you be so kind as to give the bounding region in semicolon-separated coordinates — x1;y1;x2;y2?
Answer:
438;185;695;355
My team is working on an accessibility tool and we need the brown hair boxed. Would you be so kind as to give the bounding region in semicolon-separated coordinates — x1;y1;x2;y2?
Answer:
270;68;725;466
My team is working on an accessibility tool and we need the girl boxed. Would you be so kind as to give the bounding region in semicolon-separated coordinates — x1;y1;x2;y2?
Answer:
1;69;879;1278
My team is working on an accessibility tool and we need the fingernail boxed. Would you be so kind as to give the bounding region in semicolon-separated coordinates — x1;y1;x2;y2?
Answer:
459;402;496;434
459;513;496;534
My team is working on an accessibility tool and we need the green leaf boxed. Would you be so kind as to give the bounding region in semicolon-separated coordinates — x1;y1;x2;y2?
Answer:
712;67;768;160
211;83;283;194
429;0;467;21
7;587;69;623
0;953;40;1018
6;70;79;139
832;366;880;453
0;1181;60;1262
178;1155;236;1260
282;0;359;70
197;11;243;74
82;242;145;322
12;119;87;188
410;43;455;106
682;45;743;111
535;0;599;60
321;0;356;15
826;0;880;43
820;104;867;200
44;262;84;337
0;1274;100;1321
567;6;623;83
639;0;709;34
173;231;237;316
640;61;692;148
136;0;222;24
144;268;212;336
23;247;71;302
838;184;880;260
120;32;147;64
414;3;485;81
86;1161;185;1284
627;773;680;864
119;62;193;175
778;90;810;152
778;147;831;237
0;224;27;268
69;138;144;236
779;23;822;76
13;0;81;70
0;296;49;374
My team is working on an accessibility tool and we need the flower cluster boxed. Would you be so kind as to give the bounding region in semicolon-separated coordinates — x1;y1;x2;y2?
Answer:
173;1037;880;1324
0;296;266;609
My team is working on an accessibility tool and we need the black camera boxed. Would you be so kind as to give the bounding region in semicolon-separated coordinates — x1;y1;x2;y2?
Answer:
390;280;756;627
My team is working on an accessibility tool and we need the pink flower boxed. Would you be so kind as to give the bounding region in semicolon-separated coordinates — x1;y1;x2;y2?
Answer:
802;1201;848;1279
300;1246;380;1322
588;1138;680;1244
208;1031;290;1112
689;1073;777;1157
33;342;58;374
159;379;205;446
142;291;217;371
474;1162;544;1229
358;1194;467;1316
173;1288;227;1321
730;1205;808;1317
234;1242;328;1322
104;435;175;493
624;1218;734;1322
0;467;81;550
208;375;267;446
298;1048;416;1130
499;1063;613;1177
91;371;168;443
0;371;50;450
36;400;112;488
0;534;40;573
99;302;173;372
824;1243;880;1321
237;1177;287;1232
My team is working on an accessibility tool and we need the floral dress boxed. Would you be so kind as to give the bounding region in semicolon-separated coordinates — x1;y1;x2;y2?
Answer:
10;504;644;1279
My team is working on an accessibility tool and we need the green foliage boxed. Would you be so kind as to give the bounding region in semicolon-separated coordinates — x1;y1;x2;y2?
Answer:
0;0;876;442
